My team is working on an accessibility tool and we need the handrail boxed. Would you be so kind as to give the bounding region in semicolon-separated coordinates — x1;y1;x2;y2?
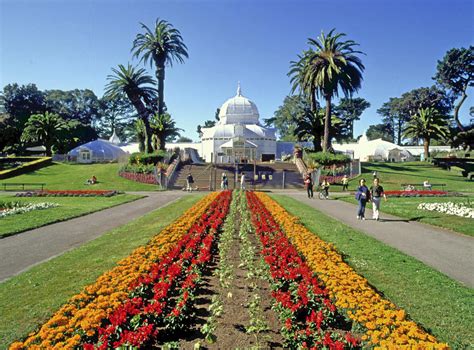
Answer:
165;158;180;189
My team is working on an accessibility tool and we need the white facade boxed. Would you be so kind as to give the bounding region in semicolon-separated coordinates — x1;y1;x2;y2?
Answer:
199;83;277;163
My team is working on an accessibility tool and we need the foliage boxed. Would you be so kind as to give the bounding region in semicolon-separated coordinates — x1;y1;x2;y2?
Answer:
21;112;72;156
366;123;395;142
44;89;101;125
176;136;193;143
196;120;216;137
378;86;452;145
334;97;370;139
132;18;188;117
265;95;308;141
289;29;365;151
104;64;157;153
0;156;52;179
119;163;156;174
149;113;182;150
96;94;137;141
128;150;167;165
306;151;351;166
434;46;474;130
403;107;450;158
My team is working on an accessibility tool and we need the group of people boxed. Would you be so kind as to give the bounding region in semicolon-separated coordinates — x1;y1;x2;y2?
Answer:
185;171;244;192
303;173;350;199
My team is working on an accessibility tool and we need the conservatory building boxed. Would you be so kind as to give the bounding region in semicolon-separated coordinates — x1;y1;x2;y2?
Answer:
200;84;277;163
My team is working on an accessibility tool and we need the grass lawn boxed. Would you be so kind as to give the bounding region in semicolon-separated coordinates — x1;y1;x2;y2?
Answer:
0;162;158;191
270;194;474;348
0;193;204;349
347;162;474;193
0;193;142;238
336;195;473;237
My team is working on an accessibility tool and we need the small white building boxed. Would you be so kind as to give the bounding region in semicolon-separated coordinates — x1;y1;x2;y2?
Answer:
68;139;127;163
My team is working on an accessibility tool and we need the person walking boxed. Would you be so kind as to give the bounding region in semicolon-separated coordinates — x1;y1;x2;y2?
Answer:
355;178;370;220
240;172;246;190
186;173;194;192
342;175;349;191
370;178;387;221
221;172;228;190
304;172;313;198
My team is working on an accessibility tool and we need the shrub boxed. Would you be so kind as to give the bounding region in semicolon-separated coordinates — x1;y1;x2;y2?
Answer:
128;151;168;166
119;163;156;174
305;152;350;166
0;157;52;179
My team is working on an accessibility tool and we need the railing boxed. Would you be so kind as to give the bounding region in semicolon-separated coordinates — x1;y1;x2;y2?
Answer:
165;158;180;189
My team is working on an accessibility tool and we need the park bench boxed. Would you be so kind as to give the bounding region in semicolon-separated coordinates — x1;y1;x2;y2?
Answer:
1;183;46;191
400;183;446;191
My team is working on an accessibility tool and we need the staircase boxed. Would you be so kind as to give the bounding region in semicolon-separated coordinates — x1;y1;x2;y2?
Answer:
168;162;304;190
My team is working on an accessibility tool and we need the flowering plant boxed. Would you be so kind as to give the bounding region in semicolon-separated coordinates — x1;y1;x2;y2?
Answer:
16;190;121;197
384;190;448;197
418;202;474;218
0;202;58;218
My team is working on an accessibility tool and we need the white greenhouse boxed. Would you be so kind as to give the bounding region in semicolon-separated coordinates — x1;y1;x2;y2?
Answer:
68;139;127;163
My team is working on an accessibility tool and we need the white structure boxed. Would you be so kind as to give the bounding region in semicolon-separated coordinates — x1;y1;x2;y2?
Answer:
68;139;127;163
109;129;121;144
333;135;414;162
199;83;277;163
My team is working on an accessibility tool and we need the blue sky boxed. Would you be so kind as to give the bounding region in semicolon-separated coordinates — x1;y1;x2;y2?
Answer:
1;0;473;141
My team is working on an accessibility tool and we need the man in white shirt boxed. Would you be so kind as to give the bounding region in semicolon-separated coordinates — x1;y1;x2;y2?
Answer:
240;173;246;190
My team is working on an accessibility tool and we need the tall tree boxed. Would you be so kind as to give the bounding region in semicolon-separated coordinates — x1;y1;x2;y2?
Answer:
21;112;70;156
150;113;182;150
335;97;370;139
197;120;216;137
44;89;101;125
434;46;473;131
301;29;365;151
104;64;157;153
403;107;450;159
97;94;137;141
264;95;308;142
132;18;188;117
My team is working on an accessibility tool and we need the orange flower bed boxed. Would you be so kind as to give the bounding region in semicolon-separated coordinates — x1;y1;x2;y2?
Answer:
255;192;449;349
10;192;219;350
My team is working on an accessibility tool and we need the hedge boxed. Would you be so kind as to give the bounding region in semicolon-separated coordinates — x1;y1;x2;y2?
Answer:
0;157;52;179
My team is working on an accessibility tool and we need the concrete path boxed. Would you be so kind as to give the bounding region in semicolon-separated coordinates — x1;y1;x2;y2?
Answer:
273;191;474;288
0;191;186;283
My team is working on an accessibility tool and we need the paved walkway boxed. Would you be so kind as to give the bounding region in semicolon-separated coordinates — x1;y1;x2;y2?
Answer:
274;191;474;288
0;191;186;283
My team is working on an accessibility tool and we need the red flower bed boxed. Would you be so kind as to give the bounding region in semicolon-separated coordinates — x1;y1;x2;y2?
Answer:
384;190;448;197
119;172;158;185
246;191;359;349
16;190;121;197
83;191;232;349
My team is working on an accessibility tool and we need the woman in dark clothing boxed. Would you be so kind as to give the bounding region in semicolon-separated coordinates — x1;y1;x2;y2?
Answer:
304;173;313;198
355;178;370;220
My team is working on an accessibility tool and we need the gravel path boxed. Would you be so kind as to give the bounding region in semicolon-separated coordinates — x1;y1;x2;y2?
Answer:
0;191;186;282
275;191;474;288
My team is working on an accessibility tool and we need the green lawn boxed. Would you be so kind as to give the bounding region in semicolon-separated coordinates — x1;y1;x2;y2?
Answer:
270;194;474;348
337;195;473;237
0;162;158;191
0;193;142;238
346;162;474;193
0;193;204;349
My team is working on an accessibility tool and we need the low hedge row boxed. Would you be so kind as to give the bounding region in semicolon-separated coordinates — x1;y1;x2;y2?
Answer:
0;157;52;179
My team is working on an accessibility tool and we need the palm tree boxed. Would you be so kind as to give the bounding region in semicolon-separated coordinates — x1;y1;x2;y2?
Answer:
104;64;156;153
150;113;183;150
403;107;450;159
21;112;68;156
132;18;188;116
304;29;365;151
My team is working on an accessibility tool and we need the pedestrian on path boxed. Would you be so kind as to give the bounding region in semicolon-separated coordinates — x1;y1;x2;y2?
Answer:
221;172;228;190
240;172;246;190
370;178;387;221
304;172;313;198
186;173;194;192
320;178;330;199
355;178;370;220
342;175;349;191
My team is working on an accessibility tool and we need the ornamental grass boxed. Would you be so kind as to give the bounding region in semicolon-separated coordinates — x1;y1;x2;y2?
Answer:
255;192;449;350
10;192;219;350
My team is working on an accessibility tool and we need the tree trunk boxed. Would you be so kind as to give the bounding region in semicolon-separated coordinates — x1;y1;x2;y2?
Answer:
424;138;430;160
157;65;165;116
323;95;332;152
453;88;467;131
397;117;402;145
128;93;152;153
312;134;322;152
310;90;317;113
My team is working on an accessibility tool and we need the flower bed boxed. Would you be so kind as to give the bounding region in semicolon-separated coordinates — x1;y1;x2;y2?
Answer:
384;190;448;197
247;192;359;349
10;192;220;350
254;192;448;349
15;190;122;197
0;202;58;218
119;171;158;185
417;202;474;218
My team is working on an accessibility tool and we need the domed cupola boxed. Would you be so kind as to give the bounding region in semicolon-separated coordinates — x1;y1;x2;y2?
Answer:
218;83;260;125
